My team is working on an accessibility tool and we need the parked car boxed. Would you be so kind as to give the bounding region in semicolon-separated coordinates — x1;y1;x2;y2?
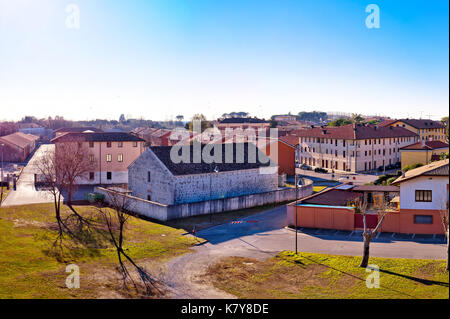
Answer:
299;164;312;170
314;167;328;173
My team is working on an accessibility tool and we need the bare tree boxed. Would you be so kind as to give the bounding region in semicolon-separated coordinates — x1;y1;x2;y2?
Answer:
98;189;159;296
35;147;67;238
54;141;97;205
356;194;390;268
440;205;449;271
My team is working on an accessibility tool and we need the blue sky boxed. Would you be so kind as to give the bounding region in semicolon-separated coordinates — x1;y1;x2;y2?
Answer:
0;0;448;121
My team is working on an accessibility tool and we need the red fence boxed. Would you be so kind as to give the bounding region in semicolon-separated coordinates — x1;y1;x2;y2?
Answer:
354;213;378;229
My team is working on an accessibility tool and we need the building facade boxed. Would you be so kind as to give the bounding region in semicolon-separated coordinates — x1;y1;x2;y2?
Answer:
400;140;449;168
51;132;145;185
296;124;419;172
381;119;447;142
382;159;449;234
0;132;39;162
128;143;278;205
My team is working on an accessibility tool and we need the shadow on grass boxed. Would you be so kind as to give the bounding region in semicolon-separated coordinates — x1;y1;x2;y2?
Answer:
379;269;449;287
292;254;419;299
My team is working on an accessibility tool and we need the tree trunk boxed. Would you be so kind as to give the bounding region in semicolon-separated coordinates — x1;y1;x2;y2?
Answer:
360;236;370;268
447;232;449;271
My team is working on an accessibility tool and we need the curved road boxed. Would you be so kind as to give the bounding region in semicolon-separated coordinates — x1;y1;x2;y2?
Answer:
163;205;447;299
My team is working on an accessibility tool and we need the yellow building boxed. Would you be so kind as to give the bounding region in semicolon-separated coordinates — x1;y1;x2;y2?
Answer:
383;119;447;142
400;140;449;168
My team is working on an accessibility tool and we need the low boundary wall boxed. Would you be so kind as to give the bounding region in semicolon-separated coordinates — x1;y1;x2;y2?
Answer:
95;179;313;221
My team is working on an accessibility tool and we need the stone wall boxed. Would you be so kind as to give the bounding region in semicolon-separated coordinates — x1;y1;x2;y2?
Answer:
173;168;278;205
95;179;312;221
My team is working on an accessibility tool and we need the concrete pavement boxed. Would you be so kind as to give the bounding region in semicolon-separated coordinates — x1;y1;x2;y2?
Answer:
163;205;447;298
2;144;55;207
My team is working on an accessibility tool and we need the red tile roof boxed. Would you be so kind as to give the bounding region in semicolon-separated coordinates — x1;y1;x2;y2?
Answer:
0;132;39;149
51;132;144;143
400;140;449;150
294;124;417;140
279;135;300;146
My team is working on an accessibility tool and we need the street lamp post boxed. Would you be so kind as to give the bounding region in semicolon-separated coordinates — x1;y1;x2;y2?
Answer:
209;166;220;223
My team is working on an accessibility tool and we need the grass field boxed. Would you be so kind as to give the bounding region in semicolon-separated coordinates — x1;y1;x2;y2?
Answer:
0;203;200;298
205;251;449;299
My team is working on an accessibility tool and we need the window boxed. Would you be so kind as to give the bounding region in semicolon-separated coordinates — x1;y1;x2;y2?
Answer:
106;154;112;162
89;172;94;180
117;154;123;162
133;141;138;147
147;171;151;182
414;215;433;224
89;154;95;162
89;141;94;148
415;190;432;202
106;141;112;148
118;142;123;148
147;194;151;201
106;172;112;180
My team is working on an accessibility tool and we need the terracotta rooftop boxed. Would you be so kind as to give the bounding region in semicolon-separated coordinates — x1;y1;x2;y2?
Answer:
0;132;39;149
294;124;417;140
392;159;449;185
400;140;449;150
279;135;300;146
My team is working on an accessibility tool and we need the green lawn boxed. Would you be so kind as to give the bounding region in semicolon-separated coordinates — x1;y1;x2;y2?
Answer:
0;203;200;298
205;251;449;299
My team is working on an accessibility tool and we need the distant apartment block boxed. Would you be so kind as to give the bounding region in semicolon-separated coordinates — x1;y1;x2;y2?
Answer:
296;124;419;172
0;132;39;162
380;119;447;142
51;132;145;185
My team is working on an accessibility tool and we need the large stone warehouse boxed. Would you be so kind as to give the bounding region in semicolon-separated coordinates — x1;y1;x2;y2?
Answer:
128;143;279;205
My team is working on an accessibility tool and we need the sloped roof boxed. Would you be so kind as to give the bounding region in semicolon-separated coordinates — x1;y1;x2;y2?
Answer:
400;140;449;150
392;159;449;185
149;143;274;176
0;132;39;149
51;132;144;143
279;135;300;146
293;124;417;140
301;189;362;206
54;127;103;133
394;119;445;129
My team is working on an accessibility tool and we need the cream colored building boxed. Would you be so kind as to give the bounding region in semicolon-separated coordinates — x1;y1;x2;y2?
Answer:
296;124;419;172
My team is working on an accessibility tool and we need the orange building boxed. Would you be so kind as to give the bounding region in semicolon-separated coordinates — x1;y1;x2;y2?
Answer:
258;137;298;176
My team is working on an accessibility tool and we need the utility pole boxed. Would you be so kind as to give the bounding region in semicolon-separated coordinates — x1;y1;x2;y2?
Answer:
1;143;4;205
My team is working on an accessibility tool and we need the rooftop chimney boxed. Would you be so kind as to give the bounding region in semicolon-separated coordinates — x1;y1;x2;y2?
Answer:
402;170;406;178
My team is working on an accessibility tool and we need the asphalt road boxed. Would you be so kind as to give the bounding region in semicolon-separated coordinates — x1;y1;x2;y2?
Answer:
2;144;55;207
164;205;447;298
